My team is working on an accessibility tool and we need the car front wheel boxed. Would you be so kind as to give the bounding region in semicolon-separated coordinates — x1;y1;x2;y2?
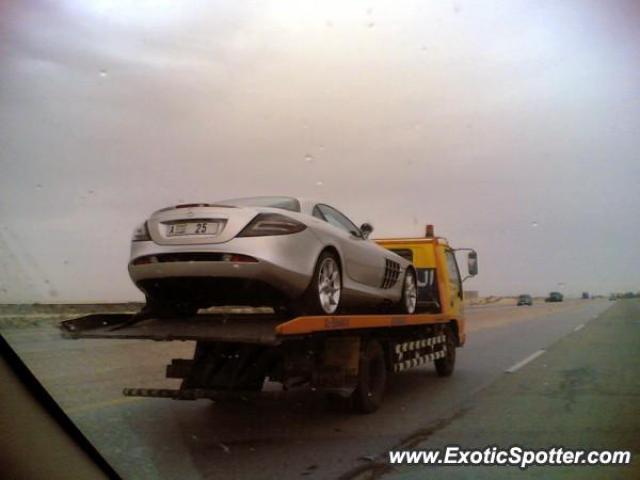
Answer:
297;251;342;315
394;269;417;314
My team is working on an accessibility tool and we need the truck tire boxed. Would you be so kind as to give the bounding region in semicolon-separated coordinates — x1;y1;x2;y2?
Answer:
352;339;387;413
434;326;456;377
296;251;342;315
394;269;417;314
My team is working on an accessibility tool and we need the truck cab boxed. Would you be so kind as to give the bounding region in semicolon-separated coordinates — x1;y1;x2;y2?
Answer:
376;226;477;345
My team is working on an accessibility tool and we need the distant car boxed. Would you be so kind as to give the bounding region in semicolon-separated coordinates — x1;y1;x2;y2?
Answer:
517;294;533;306
128;196;417;316
545;292;564;302
581;292;590;299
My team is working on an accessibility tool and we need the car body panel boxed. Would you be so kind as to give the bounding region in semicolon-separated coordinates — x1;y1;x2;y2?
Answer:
305;217;387;289
148;205;272;246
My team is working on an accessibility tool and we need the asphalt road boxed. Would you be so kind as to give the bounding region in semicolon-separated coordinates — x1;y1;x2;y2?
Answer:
382;299;640;479
1;299;613;479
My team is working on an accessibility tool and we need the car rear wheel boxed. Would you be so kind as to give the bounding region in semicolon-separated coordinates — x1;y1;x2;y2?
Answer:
394;269;417;314
295;251;342;315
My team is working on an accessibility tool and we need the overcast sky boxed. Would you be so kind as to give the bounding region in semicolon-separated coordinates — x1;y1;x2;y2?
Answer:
1;0;639;302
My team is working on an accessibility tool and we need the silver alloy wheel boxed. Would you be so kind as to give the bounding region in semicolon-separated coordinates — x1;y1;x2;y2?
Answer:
404;271;417;313
318;256;341;314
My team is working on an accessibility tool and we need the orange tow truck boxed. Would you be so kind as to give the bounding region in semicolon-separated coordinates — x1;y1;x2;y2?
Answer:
61;226;477;413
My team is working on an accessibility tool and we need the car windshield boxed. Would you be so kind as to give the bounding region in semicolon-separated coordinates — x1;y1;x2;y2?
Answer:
217;196;301;212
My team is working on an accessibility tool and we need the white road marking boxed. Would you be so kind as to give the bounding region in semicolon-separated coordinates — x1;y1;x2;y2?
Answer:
574;324;585;332
505;350;546;373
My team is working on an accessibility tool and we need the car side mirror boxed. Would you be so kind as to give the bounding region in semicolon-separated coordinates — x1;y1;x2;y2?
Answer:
467;251;478;276
360;223;374;239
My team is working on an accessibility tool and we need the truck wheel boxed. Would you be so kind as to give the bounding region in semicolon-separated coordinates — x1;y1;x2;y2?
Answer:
297;251;342;315
352;339;387;414
434;326;456;377
394;269;417;314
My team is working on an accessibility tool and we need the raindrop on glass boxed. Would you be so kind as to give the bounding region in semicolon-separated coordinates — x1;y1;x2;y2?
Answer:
531;221;539;228
88;189;95;195
367;21;375;28
304;154;313;164
315;180;324;187
99;69;108;78
36;184;43;189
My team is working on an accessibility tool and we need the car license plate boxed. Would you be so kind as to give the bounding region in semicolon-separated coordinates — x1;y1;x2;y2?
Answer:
166;222;219;237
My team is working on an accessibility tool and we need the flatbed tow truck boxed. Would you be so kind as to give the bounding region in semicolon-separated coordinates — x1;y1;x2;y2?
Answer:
61;226;477;413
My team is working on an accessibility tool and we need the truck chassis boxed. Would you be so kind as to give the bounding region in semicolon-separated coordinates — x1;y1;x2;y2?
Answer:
61;310;461;413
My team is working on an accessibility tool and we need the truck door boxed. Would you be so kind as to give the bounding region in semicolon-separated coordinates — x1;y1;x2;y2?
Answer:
444;249;463;313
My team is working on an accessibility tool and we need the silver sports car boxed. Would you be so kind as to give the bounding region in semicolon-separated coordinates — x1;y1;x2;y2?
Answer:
129;196;417;316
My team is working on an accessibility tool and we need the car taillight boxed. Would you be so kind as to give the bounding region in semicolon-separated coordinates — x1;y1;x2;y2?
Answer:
237;213;307;237
132;222;151;242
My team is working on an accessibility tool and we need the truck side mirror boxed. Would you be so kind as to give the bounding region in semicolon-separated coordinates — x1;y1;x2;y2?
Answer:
468;251;478;276
360;223;374;239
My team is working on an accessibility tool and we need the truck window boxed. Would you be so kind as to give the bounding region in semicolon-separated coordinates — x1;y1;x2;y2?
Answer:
445;250;462;299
